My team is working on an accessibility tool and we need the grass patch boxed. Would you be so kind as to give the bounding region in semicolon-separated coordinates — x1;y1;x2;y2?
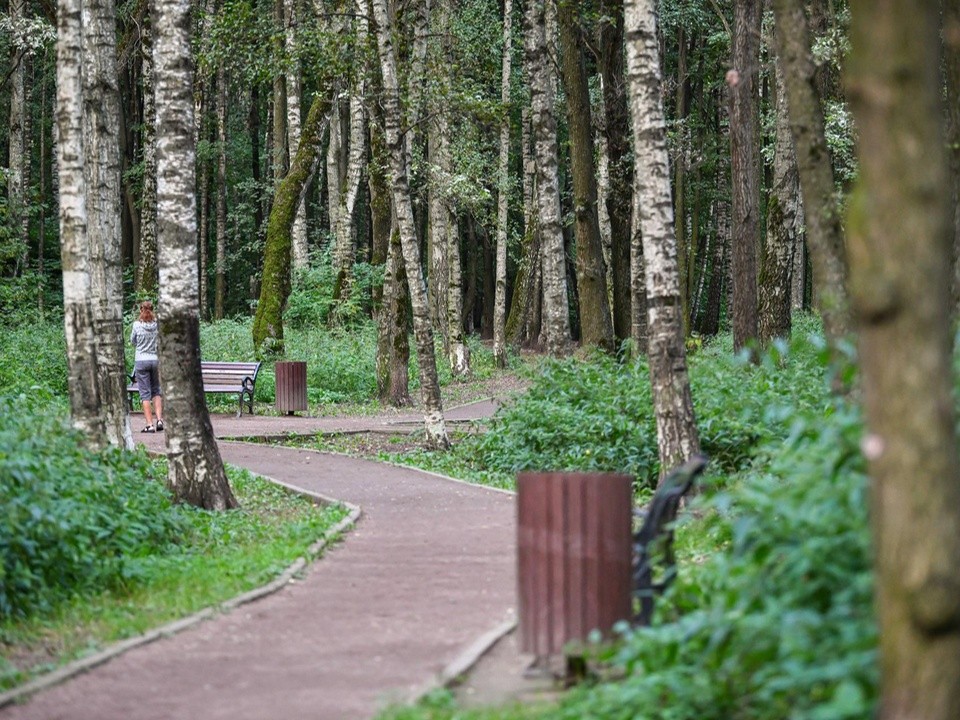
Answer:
0;463;348;692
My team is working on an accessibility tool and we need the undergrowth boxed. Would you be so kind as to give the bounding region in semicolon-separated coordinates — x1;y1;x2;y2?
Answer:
0;393;348;691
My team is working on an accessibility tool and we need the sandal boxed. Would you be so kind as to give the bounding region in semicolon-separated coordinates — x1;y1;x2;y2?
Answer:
155;419;164;432
141;425;155;433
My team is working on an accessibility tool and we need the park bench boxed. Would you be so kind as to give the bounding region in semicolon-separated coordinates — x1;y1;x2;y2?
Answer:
128;361;262;418
633;454;709;625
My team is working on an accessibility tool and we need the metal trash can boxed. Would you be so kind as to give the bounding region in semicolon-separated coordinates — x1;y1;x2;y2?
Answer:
274;361;307;415
517;472;633;659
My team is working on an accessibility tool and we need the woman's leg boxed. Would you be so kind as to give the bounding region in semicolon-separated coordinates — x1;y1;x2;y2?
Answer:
153;396;163;428
141;400;154;426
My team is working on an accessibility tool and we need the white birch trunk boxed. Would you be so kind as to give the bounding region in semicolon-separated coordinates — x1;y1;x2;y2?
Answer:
57;0;105;447
215;64;227;319
138;19;159;295
285;0;308;270
326;96;343;246
523;0;570;356
493;0;513;368
370;0;449;449
84;0;133;449
153;0;237;509
8;0;28;255
331;88;367;310
625;0;700;476
428;126;450;348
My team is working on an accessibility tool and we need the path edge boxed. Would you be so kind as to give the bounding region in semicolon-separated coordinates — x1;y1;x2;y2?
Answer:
406;617;518;705
0;475;361;711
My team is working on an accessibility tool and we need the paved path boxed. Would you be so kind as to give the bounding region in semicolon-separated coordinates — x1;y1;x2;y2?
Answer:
2;402;516;720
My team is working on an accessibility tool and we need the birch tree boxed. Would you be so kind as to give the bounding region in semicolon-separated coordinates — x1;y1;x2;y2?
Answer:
370;0;449;449
847;0;960;715
8;0;29;257
523;0;570;356
152;0;237;509
84;0;134;450
285;0;308;270
57;0;105;447
625;0;700;476
492;0;512;368
136;17;159;296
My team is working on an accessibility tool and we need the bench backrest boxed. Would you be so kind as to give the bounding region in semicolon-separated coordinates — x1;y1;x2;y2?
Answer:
199;361;261;389
633;454;708;625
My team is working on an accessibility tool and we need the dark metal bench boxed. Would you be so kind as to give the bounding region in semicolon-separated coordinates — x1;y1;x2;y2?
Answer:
128;361;262;417
633;454;709;625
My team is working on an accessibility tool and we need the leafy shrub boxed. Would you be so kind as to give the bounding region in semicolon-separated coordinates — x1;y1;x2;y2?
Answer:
472;318;827;489
0;394;185;619
285;256;384;329
556;398;876;720
0;319;68;397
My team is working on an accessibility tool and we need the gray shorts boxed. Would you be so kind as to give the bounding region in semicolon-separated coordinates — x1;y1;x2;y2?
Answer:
135;360;162;402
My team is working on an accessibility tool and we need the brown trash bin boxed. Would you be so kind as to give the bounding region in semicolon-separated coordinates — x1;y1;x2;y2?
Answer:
274;361;307;415
517;472;633;659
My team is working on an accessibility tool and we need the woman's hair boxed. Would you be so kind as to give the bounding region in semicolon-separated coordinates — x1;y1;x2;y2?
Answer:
139;301;155;322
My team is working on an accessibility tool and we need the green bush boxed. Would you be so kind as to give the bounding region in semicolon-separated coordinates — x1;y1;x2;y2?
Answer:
471;318;826;489
0;320;68;397
0;394;185;619
556;399;876;720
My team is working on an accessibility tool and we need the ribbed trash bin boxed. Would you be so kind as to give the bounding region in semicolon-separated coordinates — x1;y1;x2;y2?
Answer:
274;361;307;415
517;472;633;659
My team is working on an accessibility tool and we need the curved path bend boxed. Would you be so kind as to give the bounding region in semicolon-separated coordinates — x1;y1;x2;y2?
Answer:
2;405;516;720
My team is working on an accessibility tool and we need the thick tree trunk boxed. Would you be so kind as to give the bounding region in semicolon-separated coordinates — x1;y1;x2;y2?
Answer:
674;25;689;334
558;0;613;353
85;0;134;450
729;0;761;353
771;0;850;343
524;0;570;356
428;117;450;351
758;65;799;346
847;0;960;716
597;0;633;344
58;0;106;447
371;0;449;448
137;18;159;296
625;0;700;475
253;93;332;355
153;0;236;509
493;0;512;368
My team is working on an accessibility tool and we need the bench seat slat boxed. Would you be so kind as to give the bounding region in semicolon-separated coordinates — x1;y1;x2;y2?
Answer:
128;360;262;416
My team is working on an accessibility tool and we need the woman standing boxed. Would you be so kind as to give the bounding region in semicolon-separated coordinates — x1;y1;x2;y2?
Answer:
131;301;164;432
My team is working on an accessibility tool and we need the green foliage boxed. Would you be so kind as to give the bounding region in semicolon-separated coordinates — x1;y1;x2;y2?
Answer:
200;316;380;405
286;256;384;330
0;395;185;620
0;320;68;398
555;400;876;720
471;319;825;489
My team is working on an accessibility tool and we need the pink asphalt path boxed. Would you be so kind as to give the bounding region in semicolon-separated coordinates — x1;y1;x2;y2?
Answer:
2;427;516;719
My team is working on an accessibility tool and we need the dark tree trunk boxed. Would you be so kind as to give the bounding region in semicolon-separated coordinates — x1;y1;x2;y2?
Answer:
559;0;613;352
596;0;633;343
729;0;761;354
